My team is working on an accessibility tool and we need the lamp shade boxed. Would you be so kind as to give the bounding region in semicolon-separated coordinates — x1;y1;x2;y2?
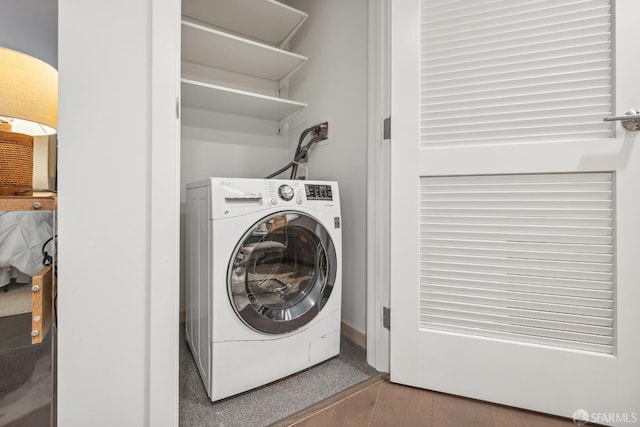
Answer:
0;47;57;195
0;46;57;135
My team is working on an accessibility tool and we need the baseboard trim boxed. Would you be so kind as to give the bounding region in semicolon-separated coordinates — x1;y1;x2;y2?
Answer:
341;321;366;349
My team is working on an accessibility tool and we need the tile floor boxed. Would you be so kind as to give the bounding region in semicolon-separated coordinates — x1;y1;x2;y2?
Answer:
274;376;582;427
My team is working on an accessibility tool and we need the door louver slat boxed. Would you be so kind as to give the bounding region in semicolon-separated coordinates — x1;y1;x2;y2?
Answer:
419;172;615;354
420;0;612;148
421;306;613;335
422;4;609;42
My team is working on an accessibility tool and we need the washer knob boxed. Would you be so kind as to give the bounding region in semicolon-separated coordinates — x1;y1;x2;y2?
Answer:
278;184;294;201
296;198;302;205
271;198;278;205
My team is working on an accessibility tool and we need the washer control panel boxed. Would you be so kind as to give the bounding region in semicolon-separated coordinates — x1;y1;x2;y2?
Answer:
305;184;333;201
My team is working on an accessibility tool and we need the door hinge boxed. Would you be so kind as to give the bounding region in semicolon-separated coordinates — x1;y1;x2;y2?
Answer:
383;306;390;330
383;117;391;140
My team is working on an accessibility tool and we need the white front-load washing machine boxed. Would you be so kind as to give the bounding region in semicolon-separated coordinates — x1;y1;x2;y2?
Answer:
185;177;342;402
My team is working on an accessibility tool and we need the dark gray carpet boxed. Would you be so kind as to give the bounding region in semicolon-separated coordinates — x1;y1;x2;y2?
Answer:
179;330;377;427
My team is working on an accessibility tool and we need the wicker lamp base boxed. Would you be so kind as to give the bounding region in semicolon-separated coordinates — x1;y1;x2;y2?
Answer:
0;130;33;196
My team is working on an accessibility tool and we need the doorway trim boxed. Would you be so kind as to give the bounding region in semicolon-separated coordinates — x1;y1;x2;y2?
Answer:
366;0;391;372
149;0;181;425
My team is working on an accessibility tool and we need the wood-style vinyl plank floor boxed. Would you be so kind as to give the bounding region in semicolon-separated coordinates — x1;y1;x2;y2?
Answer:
273;376;579;427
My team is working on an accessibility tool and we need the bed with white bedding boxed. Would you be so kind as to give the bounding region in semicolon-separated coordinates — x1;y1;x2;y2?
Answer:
0;211;54;287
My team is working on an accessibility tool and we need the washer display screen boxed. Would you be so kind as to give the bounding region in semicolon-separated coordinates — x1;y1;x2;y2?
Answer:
305;184;333;201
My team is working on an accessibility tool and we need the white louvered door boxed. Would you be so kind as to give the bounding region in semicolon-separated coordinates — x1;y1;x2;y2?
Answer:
390;0;640;423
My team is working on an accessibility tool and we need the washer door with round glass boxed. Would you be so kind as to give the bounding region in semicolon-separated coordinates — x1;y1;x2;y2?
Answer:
228;211;337;334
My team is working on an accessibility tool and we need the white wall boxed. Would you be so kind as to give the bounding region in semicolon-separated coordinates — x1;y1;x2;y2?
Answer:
180;109;290;202
58;1;180;425
287;0;369;334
